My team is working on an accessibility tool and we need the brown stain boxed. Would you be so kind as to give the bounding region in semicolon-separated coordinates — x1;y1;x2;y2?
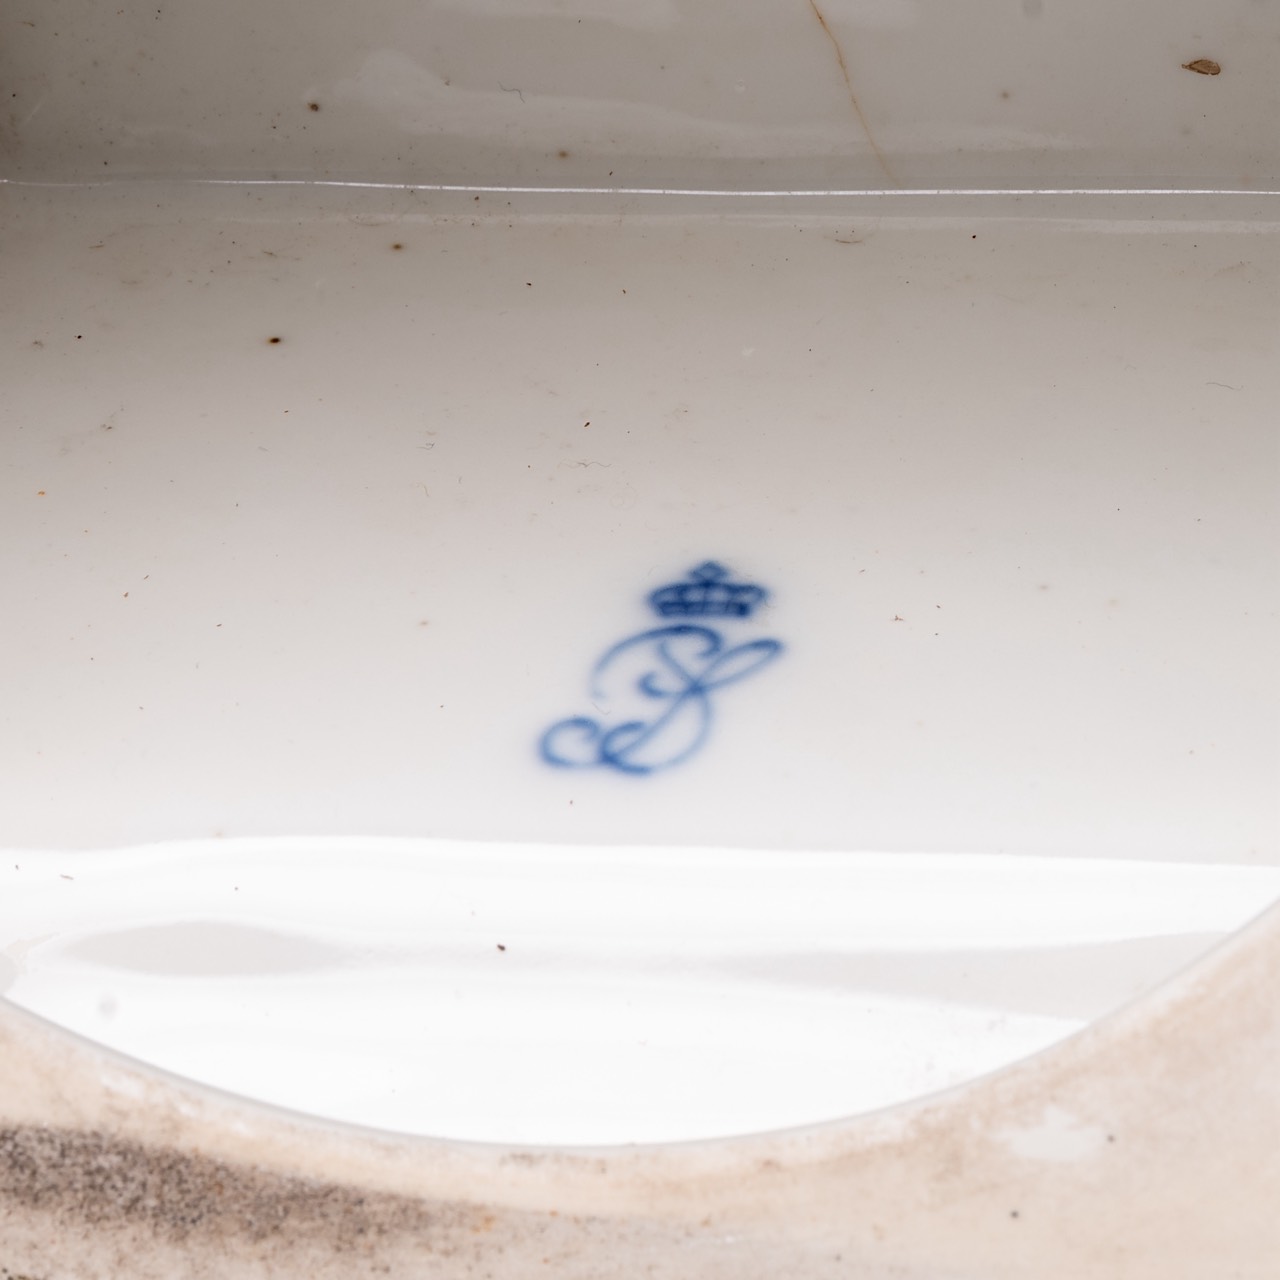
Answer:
804;0;896;186
1182;58;1221;75
0;1125;478;1252
267;336;282;344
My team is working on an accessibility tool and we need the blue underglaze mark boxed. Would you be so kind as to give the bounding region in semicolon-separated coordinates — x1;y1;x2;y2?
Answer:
540;564;783;775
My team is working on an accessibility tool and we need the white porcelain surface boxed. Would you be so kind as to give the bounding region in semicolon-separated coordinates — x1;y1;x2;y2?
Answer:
2;183;1276;864
5;838;1276;1142
3;0;1277;190
2;899;1278;1278
2;0;1279;1271
2;177;1278;1143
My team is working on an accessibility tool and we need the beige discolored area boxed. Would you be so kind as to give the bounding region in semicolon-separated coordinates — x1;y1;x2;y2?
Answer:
0;1126;636;1280
0;1126;450;1247
0;1122;840;1280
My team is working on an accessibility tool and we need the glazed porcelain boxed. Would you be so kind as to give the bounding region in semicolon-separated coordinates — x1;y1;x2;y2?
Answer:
6;839;1278;1144
2;184;1276;859
3;902;1278;1277
2;0;1278;1275
4;0;1277;190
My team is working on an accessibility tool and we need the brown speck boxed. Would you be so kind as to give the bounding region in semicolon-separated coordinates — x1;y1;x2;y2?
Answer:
391;242;404;250
557;149;570;158
308;100;321;110
496;944;506;952
36;490;46;496
267;336;282;344
893;614;904;622
1000;89;1011;100
1182;58;1220;75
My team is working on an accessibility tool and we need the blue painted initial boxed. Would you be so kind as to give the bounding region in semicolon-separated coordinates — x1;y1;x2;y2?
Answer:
540;564;783;775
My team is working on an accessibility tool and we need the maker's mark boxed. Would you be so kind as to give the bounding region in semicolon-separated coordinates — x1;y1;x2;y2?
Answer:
539;562;783;775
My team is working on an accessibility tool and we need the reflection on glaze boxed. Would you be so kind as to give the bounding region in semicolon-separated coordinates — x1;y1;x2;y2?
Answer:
540;562;783;774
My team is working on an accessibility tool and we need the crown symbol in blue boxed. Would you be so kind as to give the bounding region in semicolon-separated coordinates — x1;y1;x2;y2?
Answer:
647;562;768;620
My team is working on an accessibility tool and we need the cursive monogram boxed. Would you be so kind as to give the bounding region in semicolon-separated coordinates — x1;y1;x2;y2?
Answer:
540;564;783;775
